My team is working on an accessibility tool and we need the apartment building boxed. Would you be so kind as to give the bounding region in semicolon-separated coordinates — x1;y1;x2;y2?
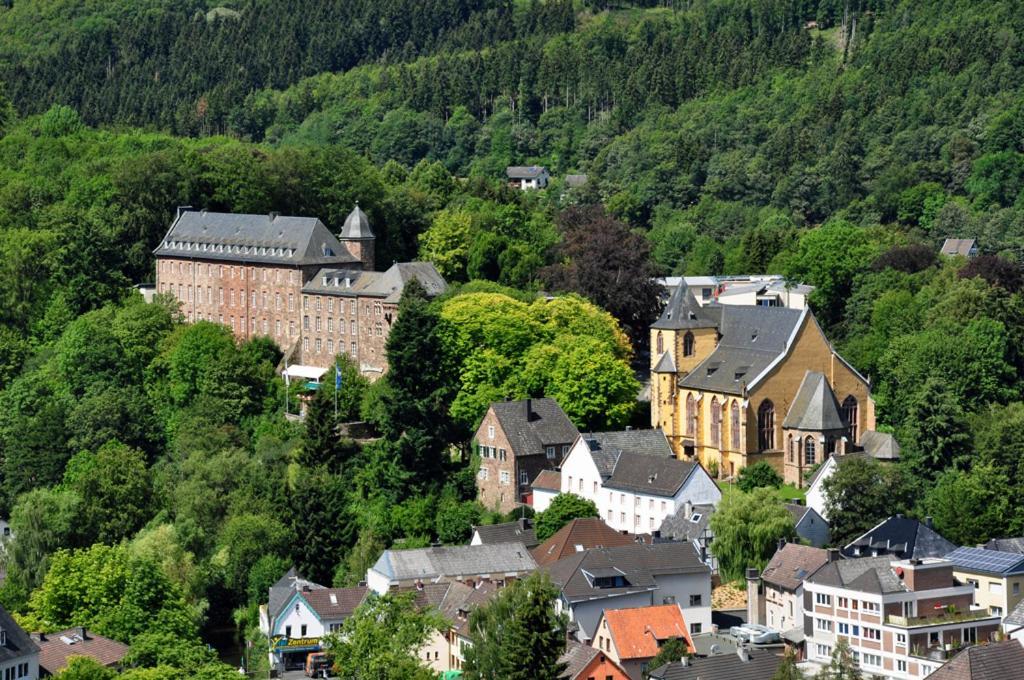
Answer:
803;556;1000;679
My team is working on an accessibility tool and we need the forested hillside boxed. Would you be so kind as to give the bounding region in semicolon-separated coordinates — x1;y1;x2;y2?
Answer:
1;0;1024;673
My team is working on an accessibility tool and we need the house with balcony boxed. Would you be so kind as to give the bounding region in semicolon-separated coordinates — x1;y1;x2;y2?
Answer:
945;546;1024;619
802;556;1001;678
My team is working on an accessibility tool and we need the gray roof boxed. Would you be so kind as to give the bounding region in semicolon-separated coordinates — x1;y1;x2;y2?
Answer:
653;352;677;373
928;640;1024;680
473;520;539;549
807;555;908;595
651;280;720;331
842;515;957;560
582;430;697;497
678;306;805;395
945;547;1024;575
940;238;977;256
560;640;600;679
506;165;548;179
490;399;579;456
268;567;324;621
154;209;359;266
782;371;846;431
340;204;374;239
0;604;38;664
761;542;830;592
371;543;537;583
660;504;715;542
1005;595;1024;627
649;648;784;680
860;430;901;460
985;537;1024;553
784;503;811;526
546;542;708;604
301;262;447;303
564;174;589;188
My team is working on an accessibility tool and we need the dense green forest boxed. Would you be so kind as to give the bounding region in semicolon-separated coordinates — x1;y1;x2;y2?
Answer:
1;0;1024;673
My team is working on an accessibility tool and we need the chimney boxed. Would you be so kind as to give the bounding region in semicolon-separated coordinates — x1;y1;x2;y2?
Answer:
777;538;787;552
679;656;689;667
828;548;841;562
525;398;533;421
31;632;46;642
925;516;933;529
77;627;88;640
415;579;424;591
518;517;529;531
736;646;751;662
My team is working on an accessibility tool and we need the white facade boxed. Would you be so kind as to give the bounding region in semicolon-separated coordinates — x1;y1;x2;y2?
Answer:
655;275;811;310
532;486;557;512
559;571;712;643
559;437;721;534
805;456;837;520
266;590;346;671
0;656;37;680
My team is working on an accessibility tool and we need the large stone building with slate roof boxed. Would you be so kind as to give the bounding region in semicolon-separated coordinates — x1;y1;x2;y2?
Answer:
649;280;874;479
154;205;445;377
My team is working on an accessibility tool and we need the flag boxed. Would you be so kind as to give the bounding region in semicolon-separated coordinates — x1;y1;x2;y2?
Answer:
335;365;342;390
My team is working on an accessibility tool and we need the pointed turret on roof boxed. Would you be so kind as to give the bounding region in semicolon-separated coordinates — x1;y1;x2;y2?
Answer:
651;279;718;330
783;371;846;431
339;202;376;270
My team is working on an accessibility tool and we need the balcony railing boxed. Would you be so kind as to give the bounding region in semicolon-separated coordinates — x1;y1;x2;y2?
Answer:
886;609;996;628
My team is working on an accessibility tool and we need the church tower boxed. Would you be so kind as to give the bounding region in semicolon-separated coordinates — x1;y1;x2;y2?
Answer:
340;203;376;271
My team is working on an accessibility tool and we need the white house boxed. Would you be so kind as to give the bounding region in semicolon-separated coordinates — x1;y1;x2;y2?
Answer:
366;543;537;594
545;542;712;643
506;165;550;190
558;430;721;534
259;568;367;673
0;605;39;680
806;433;901;520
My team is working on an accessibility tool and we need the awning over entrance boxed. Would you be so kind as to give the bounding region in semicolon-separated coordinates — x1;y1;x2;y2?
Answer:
283;365;328;385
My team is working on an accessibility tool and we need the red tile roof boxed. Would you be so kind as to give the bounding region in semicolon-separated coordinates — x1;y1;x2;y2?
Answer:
603;604;694;660
532;469;562;491
302;586;368;620
34;629;128;675
531;518;637;567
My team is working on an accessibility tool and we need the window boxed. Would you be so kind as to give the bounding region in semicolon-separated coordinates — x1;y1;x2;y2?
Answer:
804;436;816;465
757;400;775;450
838;623;849;635
686;393;697;436
579;478;584;492
815;593;832;606
620;512;625;524
683;332;695;357
520;471;529;485
303;338;309;351
546;446;556;459
327;339;334;354
862;601;879;613
303;315;310;330
710;397;721;448
288;293;295;311
594;481;598;494
316;297;322;311
730;401;740;449
863;627;880;641
315;338;322;353
327;318;333;332
863;653;881;668
562;444;570;454
815;644;831;659
690;623;702;634
487;426;495;439
479;468;488;481
607;510;613;522
1014;582;1020;596
897;660;907;673
838;597;849;609
620;494;625;505
316;316;322;331
285;625;292;638
500;471;510;485
656;331;663;354
842;395;859;442
301;624;307;636
568;476;573;489
896;633;906;646
689;594;702;606
498;448;506;461
788;434;795;463
816;618;833;632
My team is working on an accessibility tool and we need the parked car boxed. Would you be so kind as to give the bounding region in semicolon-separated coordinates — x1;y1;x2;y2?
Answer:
305;652;330;677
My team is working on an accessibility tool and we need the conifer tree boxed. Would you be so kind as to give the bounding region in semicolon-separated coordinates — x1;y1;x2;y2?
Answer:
772;648;806;680
818;639;863;680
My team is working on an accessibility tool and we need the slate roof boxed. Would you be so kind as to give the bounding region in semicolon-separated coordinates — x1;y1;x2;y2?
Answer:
490;398;579;457
927;640;1024;680
653;352;677;373
506;165;548;179
945;547;1024;575
604;604;693;660
473;519;539;549
340;204;374;239
806;555;908;595
784;504;810;526
1005;597;1024;628
155;209;359;266
582;430;697;497
660;504;715;542
392;582;459;611
678;306;806;395
303;586;368;620
531;518;637;567
651;280;720;331
35;628;127;674
0;604;38;665
371;543;537;583
532;469;562;491
545;542;708;604
761;543;830;592
859;430;901;460
649;648;784;680
268;567;324;621
782;371;846;431
301;262;447;302
940;238;977;257
842;515;957;559
560;640;601;679
984;537;1024;554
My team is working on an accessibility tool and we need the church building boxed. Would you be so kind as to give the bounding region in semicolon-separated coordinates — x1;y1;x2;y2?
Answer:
649;281;874;483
